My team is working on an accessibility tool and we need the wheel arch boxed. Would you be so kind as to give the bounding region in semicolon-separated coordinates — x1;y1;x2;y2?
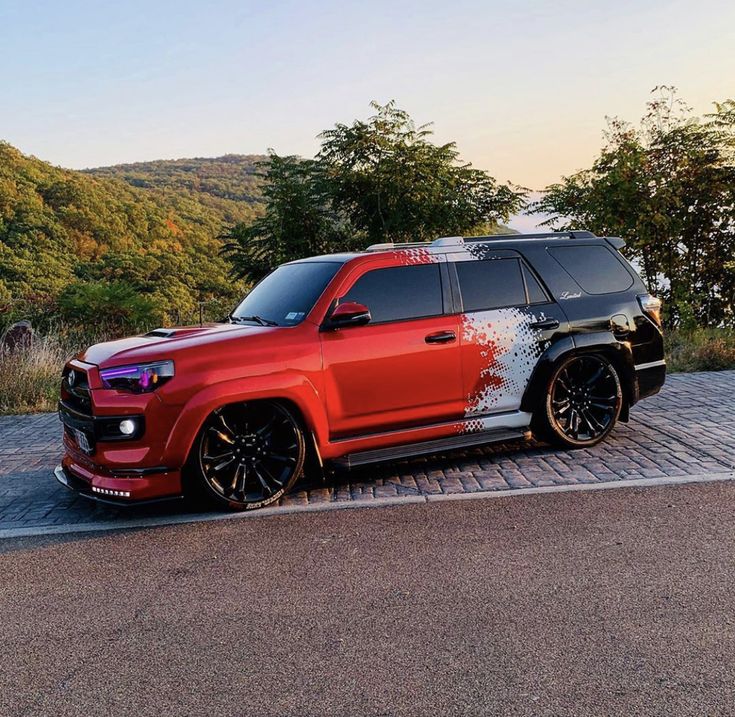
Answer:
163;374;328;469
520;332;636;421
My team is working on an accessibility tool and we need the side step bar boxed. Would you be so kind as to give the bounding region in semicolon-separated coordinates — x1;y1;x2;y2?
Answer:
333;428;530;470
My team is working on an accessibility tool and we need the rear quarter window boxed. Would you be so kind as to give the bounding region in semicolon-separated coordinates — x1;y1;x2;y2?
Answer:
548;245;633;294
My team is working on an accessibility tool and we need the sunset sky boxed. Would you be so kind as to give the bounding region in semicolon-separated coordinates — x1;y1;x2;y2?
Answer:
2;0;734;190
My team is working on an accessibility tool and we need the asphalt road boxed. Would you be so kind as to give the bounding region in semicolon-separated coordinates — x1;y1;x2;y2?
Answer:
2;481;735;716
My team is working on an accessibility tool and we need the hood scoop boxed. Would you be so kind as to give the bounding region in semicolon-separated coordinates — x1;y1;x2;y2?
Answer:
145;328;178;338
143;325;230;339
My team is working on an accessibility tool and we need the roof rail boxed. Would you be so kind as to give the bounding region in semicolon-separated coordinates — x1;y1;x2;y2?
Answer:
464;230;596;242
432;236;465;247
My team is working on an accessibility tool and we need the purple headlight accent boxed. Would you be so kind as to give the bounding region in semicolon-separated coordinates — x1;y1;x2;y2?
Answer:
101;366;140;381
99;361;174;392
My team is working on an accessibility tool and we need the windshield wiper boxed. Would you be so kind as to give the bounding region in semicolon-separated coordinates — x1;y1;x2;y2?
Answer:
231;314;279;327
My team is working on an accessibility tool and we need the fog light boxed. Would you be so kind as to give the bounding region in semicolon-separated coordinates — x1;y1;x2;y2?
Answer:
119;419;136;436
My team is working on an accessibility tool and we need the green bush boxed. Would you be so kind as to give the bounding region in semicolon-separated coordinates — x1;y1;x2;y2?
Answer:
58;281;162;332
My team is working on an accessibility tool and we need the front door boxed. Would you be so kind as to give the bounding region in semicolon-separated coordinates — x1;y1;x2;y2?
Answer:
320;261;464;439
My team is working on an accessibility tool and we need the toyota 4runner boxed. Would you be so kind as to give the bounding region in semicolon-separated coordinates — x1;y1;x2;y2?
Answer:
56;231;665;510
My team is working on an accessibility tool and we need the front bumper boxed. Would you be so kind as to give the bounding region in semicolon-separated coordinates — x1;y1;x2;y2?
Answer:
56;457;183;507
57;358;189;505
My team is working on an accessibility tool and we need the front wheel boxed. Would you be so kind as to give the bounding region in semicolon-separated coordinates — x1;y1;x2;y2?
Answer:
534;354;622;448
193;401;306;510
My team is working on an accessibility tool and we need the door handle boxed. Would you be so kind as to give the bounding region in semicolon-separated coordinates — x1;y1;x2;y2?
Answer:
425;330;456;344
529;318;559;330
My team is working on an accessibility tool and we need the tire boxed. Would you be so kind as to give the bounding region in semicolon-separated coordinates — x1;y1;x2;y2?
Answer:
191;401;306;511
534;353;623;449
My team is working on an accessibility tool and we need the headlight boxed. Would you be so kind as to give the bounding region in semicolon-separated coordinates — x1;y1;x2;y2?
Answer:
100;360;175;393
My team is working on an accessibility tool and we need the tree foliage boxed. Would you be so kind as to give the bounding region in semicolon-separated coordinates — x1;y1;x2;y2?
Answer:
222;102;524;281
86;155;264;226
534;88;735;328
318;101;523;244
58;281;160;331
221;154;357;284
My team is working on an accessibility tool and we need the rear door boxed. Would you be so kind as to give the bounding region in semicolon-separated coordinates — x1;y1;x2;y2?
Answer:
319;259;464;439
450;253;568;416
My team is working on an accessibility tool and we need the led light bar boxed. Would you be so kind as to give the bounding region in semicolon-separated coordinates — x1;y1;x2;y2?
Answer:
92;486;132;498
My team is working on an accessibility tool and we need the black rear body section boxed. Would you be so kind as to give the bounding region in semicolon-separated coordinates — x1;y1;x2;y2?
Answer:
473;233;665;417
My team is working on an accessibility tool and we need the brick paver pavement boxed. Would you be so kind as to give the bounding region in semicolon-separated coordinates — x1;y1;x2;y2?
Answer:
1;371;733;533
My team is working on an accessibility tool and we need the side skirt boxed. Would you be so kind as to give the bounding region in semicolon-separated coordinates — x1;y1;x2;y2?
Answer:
332;427;530;470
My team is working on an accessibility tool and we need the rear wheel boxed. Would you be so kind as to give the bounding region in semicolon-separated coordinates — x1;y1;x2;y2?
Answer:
535;354;622;448
195;401;305;510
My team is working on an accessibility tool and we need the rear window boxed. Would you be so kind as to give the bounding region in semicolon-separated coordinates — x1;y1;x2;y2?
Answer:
548;245;633;294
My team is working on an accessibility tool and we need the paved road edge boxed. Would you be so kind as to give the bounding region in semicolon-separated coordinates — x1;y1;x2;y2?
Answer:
1;470;734;540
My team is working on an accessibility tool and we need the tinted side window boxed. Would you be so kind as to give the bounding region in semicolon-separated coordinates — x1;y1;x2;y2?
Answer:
342;264;443;323
522;263;549;304
456;259;526;312
548;246;633;294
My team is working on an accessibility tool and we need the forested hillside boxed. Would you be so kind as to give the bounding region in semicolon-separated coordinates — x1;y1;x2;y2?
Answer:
0;144;265;330
86;154;265;227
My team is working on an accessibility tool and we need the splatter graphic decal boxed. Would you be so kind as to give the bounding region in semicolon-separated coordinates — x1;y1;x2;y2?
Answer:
375;239;554;434
393;247;442;265
461;307;549;432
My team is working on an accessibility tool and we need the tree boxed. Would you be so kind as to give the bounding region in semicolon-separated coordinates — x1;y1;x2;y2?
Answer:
222;102;524;283
317;101;523;244
533;88;735;329
220;154;356;284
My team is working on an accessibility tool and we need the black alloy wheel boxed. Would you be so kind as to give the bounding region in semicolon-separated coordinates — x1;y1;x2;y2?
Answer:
540;354;622;448
197;402;305;510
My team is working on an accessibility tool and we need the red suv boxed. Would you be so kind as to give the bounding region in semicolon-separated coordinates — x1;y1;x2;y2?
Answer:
56;232;665;510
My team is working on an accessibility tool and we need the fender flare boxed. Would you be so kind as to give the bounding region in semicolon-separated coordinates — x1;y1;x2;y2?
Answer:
162;372;329;468
520;332;636;419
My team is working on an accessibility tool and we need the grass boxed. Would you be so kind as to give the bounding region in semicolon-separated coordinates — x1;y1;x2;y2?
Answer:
1;326;734;415
0;328;114;415
665;328;735;373
0;333;69;414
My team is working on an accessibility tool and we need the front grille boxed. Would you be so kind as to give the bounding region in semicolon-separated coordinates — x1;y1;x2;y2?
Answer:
61;367;93;416
59;399;97;454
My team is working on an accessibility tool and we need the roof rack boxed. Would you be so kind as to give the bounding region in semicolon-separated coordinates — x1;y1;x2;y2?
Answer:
463;231;596;242
364;231;597;253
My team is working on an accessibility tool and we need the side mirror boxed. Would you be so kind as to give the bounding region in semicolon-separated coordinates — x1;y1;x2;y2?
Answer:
326;301;371;329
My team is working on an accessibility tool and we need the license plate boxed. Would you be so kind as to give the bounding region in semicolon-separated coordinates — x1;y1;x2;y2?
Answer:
73;429;92;453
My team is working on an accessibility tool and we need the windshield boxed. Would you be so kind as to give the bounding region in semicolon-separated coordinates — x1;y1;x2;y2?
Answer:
231;262;341;326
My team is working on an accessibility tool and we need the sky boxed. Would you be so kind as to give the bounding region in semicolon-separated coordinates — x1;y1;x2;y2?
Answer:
1;0;734;193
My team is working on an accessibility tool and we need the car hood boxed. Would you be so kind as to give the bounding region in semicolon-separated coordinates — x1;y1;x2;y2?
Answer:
79;323;275;367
